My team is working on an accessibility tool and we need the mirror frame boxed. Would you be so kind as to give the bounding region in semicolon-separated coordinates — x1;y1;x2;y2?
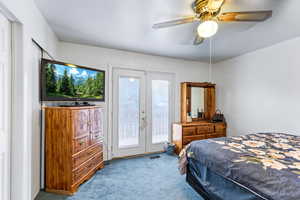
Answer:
180;82;216;123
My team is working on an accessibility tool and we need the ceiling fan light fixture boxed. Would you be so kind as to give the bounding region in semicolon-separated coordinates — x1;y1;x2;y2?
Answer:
197;20;218;38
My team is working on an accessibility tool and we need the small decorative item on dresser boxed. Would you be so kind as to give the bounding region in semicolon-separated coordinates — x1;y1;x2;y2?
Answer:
211;109;225;123
187;112;192;122
197;108;204;119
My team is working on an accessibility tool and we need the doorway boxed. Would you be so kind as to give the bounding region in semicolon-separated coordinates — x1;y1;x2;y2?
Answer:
112;69;174;157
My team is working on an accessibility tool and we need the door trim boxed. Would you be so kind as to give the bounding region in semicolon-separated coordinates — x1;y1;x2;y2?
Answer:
0;11;11;200
10;22;27;200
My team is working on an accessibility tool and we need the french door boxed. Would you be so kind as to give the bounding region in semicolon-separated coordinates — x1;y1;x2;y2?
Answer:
0;12;11;200
112;69;174;157
146;72;174;152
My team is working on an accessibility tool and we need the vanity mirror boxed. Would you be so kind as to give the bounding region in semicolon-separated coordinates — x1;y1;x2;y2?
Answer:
190;87;205;118
181;82;216;123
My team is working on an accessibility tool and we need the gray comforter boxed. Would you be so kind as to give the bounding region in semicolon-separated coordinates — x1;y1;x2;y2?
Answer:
187;133;300;200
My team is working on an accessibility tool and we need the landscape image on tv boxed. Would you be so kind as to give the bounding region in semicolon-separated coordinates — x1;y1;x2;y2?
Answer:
44;61;105;101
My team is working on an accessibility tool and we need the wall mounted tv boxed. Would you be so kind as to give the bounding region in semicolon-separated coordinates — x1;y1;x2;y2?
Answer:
41;59;105;101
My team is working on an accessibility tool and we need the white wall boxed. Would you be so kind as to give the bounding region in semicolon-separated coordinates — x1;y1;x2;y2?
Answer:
58;42;209;120
30;43;42;199
0;1;59;200
213;37;300;136
58;42;209;159
0;0;58;55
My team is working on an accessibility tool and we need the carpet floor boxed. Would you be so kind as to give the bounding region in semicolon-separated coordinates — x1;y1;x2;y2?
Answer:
36;153;202;200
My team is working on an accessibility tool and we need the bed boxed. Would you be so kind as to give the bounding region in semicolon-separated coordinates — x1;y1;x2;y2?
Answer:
183;133;300;200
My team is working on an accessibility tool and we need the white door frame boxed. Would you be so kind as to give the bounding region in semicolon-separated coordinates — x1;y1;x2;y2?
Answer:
10;22;29;200
0;5;29;200
0;11;11;200
112;68;147;157
111;68;175;158
146;72;175;152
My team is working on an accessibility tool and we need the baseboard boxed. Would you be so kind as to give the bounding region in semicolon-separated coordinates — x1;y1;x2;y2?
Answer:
33;189;40;200
112;151;165;160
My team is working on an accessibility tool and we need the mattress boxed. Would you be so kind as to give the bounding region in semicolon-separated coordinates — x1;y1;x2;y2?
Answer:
186;133;300;200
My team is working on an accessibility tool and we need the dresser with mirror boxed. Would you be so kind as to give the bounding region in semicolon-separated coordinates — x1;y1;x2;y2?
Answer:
172;82;226;154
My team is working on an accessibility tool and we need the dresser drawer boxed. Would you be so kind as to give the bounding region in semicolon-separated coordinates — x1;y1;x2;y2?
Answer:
207;133;226;139
91;152;103;167
72;143;103;169
90;131;103;145
214;123;226;132
197;125;214;134
182;127;197;136
216;133;226;138
73;136;89;154
73;158;94;184
72;153;103;184
86;143;103;157
73;151;88;169
183;135;206;145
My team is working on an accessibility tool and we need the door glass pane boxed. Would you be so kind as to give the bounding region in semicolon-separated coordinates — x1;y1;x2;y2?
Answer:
152;80;169;144
118;77;140;148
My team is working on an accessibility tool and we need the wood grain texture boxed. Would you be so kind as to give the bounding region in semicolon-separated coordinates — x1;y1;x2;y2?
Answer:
172;121;226;154
45;106;104;195
181;83;188;123
175;82;224;154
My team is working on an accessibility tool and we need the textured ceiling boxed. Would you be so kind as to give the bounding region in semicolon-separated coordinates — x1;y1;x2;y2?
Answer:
35;0;300;62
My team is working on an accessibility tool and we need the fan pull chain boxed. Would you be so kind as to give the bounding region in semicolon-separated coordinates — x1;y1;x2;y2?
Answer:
209;37;213;82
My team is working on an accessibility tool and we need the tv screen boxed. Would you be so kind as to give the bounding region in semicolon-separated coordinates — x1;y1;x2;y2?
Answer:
41;59;105;101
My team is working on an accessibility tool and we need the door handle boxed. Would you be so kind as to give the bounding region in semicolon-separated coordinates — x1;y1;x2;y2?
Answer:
140;117;147;129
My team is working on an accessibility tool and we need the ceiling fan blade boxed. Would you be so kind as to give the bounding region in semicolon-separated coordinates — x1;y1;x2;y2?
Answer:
153;16;195;29
193;34;204;45
218;10;272;22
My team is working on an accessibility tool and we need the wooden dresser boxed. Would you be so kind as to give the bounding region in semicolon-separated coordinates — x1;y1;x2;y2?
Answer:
172;82;227;154
45;106;104;195
172;121;226;154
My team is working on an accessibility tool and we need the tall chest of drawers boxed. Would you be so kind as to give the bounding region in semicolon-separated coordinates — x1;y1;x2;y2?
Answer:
45;106;104;195
172;122;226;155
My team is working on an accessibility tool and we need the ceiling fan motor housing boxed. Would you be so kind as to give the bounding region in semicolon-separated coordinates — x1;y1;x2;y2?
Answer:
192;0;224;20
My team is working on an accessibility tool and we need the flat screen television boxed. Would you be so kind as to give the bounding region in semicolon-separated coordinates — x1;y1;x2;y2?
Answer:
41;59;105;101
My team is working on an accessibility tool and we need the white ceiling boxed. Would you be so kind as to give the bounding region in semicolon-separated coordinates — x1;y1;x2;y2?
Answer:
35;0;300;62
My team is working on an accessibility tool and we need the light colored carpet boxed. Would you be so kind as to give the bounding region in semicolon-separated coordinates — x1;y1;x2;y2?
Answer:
36;153;202;200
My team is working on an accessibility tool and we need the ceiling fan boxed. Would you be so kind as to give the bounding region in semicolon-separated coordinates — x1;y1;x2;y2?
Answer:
153;0;272;45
